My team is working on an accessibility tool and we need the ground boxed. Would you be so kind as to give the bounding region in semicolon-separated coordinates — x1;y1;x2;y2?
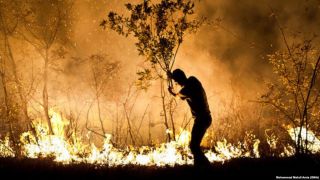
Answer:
0;155;319;179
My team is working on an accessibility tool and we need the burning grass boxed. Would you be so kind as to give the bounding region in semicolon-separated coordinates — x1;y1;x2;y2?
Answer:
0;110;320;168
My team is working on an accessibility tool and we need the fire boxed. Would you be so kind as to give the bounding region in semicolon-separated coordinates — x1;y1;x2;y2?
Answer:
288;127;320;153
15;110;194;166
0;110;319;166
0;135;15;157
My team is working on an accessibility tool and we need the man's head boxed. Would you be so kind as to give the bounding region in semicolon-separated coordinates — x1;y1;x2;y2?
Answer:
171;69;187;86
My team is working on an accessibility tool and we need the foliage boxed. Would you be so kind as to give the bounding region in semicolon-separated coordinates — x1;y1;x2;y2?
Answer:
136;68;154;91
261;38;320;154
101;0;205;89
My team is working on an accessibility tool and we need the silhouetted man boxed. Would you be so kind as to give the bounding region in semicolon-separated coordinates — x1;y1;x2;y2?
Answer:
167;69;212;167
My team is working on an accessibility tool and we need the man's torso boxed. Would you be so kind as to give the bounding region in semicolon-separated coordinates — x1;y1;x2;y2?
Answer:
179;76;211;120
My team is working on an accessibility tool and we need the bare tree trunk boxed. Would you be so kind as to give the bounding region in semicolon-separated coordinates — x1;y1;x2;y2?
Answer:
0;64;21;156
96;96;106;135
43;49;53;135
298;55;320;154
160;79;171;142
3;30;30;130
123;103;135;145
115;103;119;145
89;58;109;137
169;99;176;141
122;85;138;146
148;114;152;145
92;70;106;135
85;100;107;139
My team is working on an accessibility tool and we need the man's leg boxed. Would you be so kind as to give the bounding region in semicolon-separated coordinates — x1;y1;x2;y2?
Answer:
190;121;210;166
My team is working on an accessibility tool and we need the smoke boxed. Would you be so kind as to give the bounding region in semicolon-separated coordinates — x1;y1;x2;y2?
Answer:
27;0;320;138
1;0;320;144
175;0;320;115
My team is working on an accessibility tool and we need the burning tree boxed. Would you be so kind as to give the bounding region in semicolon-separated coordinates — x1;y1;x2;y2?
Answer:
101;0;206;141
261;36;320;154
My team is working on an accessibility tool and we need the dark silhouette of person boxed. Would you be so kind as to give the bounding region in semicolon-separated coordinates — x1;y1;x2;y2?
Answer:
167;69;212;167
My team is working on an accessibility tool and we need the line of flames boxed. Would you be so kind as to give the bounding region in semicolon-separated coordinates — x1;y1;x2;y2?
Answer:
0;110;319;166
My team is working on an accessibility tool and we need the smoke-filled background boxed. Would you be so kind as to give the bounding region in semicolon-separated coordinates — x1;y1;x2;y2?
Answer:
1;0;320;148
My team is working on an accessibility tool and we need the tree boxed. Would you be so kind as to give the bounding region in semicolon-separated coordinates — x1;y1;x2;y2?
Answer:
101;0;205;141
0;0;33;151
18;0;73;134
261;37;320;154
101;0;205;86
87;54;120;137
